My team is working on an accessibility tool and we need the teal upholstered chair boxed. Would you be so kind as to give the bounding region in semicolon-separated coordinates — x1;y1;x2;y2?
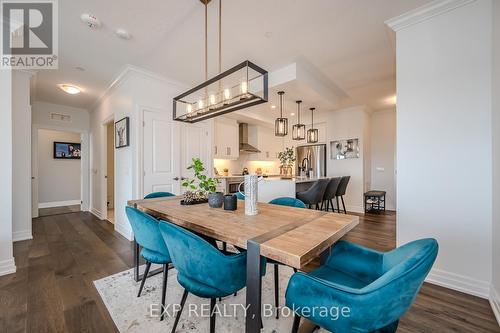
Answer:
236;191;245;200
125;207;172;321
158;221;265;333
144;191;175;199
267;197;306;318
269;197;306;209
285;238;438;333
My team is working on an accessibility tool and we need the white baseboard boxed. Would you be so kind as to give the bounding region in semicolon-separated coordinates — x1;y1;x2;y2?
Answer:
0;258;16;276
12;229;32;242
38;200;81;209
490;285;500;326
426;268;490;299
115;222;134;241
346;205;364;214
90;207;103;220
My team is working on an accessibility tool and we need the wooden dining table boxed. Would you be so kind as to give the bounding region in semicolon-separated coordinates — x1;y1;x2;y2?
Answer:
127;196;359;333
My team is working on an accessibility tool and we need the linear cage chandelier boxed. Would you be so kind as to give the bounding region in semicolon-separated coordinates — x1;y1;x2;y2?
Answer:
173;61;268;123
173;0;268;123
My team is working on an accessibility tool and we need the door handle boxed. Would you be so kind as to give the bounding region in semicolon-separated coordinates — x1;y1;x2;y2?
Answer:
181;177;187;180
173;177;180;181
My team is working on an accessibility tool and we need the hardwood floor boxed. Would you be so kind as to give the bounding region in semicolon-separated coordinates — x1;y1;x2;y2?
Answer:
38;205;81;217
0;210;498;332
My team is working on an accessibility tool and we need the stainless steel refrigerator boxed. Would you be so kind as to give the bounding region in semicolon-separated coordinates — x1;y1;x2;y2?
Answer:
296;144;327;177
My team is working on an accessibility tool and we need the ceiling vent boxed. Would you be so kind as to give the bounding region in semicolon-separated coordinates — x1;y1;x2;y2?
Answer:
50;113;71;122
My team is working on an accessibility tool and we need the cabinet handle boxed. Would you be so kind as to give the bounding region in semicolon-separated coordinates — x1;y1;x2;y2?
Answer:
215;146;218;155
173;177;180;181
227;147;231;156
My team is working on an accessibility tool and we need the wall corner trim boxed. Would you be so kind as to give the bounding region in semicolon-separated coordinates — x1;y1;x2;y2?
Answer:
426;268;490;299
115;223;134;241
90;207;103;220
13;230;33;242
490;285;500;326
0;258;16;277
385;0;476;32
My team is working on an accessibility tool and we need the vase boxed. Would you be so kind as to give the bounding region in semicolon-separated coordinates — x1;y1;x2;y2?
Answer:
223;194;237;211
208;192;224;208
239;175;259;215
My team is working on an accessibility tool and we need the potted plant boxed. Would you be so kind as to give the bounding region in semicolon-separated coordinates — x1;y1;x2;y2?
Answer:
278;147;296;179
182;158;222;207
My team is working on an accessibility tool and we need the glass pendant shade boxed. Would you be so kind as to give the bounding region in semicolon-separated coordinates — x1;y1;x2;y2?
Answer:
274;91;288;136
307;107;319;143
292;100;306;140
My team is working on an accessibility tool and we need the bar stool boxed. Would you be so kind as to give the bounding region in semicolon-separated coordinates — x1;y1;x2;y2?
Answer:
335;176;350;214
296;179;330;210
321;177;341;212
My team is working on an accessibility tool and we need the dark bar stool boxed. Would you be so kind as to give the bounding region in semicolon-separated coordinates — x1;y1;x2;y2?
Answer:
296;179;330;210
321;177;342;212
335;176;350;214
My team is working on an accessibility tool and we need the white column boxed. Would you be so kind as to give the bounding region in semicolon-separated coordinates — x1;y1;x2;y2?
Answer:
387;0;493;298
0;69;16;276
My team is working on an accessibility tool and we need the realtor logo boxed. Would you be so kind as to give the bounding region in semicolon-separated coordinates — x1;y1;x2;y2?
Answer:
1;0;58;69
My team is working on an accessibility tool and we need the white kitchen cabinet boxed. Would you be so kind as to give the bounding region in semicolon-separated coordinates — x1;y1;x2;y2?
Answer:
250;125;282;161
214;117;239;160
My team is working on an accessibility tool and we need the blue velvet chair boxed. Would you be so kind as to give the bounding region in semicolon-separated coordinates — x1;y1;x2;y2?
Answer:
144;191;175;199
267;197;306;318
236;191;245;200
269;197;306;209
158;221;265;333
125;207;172;321
285;238;438;333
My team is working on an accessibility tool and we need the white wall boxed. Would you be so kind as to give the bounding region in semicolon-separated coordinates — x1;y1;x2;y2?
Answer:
326;106;371;213
90;68;186;240
12;71;33;242
0;69;16;276
393;0;492;298
32;101;90;212
370;108;396;210
491;0;500;321
37;129;81;206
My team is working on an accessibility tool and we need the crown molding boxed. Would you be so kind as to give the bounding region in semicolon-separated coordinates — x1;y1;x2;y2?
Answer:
90;65;187;112
385;0;476;32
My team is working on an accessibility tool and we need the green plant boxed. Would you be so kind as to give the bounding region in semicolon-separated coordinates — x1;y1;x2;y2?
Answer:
278;147;296;167
182;158;218;194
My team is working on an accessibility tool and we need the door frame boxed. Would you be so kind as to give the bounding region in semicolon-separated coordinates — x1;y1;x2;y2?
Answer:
100;114;115;221
31;124;90;217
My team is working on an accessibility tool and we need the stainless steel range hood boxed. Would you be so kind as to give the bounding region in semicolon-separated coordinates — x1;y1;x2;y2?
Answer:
239;123;261;153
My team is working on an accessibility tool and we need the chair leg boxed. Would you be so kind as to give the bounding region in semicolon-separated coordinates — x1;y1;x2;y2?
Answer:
336;196;341;213
293;268;297;273
274;264;279;319
171;289;189;333
160;264;169;321
329;199;334;212
320;200;324;211
341;196;347;214
210;298;216;333
137;261;151;297
222;241;227;252
291;314;301;333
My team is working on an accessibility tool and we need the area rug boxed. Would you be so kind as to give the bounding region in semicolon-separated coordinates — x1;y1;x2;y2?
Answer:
94;263;327;333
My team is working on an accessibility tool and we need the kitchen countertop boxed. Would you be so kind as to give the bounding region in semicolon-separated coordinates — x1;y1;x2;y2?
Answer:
260;176;330;183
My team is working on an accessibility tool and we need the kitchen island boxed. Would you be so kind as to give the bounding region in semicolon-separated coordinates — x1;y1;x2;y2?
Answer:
257;176;328;202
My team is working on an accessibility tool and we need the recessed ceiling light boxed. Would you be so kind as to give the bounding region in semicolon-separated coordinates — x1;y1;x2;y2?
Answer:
270;105;276;109
59;84;82;95
290;113;295;116
115;28;131;40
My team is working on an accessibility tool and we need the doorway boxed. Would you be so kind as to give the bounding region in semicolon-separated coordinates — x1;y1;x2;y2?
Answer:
105;121;115;224
34;128;82;217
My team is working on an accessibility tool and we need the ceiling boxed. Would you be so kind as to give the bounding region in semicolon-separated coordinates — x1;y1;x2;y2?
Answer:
33;0;432;112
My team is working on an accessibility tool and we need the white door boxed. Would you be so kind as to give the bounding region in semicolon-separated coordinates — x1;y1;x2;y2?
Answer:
181;122;211;192
143;110;181;197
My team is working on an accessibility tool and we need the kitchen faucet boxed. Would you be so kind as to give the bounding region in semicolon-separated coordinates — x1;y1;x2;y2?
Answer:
301;157;310;177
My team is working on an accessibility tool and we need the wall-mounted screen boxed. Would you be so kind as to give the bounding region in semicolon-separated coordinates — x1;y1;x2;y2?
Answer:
53;142;81;159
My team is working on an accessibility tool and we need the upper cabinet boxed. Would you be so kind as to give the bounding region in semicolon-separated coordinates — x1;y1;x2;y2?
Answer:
214;117;239;160
249;125;283;161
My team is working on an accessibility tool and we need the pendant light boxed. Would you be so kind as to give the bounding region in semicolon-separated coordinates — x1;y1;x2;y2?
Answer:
173;0;268;123
292;100;306;140
307;107;319;143
275;91;288;136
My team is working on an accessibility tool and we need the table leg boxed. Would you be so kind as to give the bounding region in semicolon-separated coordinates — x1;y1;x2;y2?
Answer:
134;237;140;282
245;240;262;333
